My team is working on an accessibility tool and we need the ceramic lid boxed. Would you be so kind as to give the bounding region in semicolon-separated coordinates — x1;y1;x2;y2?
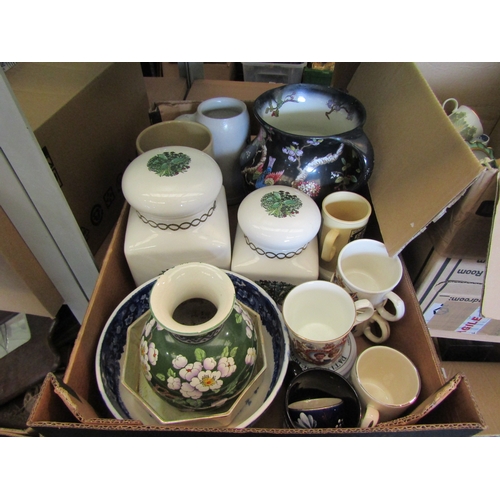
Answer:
238;186;321;252
122;146;222;219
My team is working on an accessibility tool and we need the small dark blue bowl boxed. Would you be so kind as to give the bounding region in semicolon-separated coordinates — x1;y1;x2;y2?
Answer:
285;369;362;429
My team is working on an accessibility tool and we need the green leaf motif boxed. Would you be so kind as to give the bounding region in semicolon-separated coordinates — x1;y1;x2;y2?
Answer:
221;346;229;358
195;348;206;362
261;190;302;218
157;373;166;381
167;368;176;378
147;151;191;177
235;313;242;324
230;347;238;358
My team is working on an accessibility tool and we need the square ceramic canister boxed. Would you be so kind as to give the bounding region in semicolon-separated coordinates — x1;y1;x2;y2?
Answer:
122;146;232;286
231;185;321;302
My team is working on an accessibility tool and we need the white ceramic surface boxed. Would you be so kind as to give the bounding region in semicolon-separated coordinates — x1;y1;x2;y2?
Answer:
122;146;231;286
335;239;405;322
176;97;250;205
283;281;374;366
442;98;483;142
350;346;421;427
231;186;321;286
351;311;391;345
122;146;222;219
238;185;321;252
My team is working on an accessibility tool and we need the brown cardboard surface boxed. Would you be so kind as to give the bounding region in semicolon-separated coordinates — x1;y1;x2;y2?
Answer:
26;202;485;436
143;76;187;106
203;63;236;81
416;63;500;138
442;361;500;436
24;77;487;436
161;63;236;81
347;63;484;258
7;63;151;255
426;166;498;259
186;79;282;102
0;206;63;317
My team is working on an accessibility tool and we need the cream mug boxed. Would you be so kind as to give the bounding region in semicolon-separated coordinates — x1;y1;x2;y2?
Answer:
282;281;374;366
335;239;405;323
176;97;250;205
350;346;421;427
136;120;214;157
318;191;372;280
442;98;483;142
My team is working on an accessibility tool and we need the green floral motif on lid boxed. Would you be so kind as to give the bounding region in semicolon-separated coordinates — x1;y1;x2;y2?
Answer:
147;151;191;177
260;190;302;218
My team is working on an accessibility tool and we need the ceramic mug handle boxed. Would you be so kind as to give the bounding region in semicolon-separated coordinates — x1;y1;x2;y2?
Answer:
321;228;340;262
363;312;391;344
442;98;459;115
376;291;405;322
360;404;379;428
353;299;375;325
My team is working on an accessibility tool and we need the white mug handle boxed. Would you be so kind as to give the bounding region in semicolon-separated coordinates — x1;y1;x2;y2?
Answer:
376;291;405;322
353;299;375;325
363;312;391;344
360;404;379;428
442;98;459;115
321;228;340;262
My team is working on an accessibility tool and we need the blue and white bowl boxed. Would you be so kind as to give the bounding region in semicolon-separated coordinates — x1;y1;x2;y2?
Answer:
95;271;290;428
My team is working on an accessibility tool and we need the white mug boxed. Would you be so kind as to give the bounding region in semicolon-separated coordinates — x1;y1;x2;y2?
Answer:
442;98;483;142
176;97;250;205
283;281;374;366
335;239;405;322
318;191;372;280
350;346;421;427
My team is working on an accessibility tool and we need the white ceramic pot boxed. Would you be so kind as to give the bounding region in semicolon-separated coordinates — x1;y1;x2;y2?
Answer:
176;97;250;205
231;185;321;301
122;146;232;286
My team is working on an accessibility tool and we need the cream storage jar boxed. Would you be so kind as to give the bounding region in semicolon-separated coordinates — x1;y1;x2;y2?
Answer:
122;146;231;286
231;186;321;301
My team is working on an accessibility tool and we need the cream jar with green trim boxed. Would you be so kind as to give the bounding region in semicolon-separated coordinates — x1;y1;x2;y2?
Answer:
231;185;321;303
123;146;231;286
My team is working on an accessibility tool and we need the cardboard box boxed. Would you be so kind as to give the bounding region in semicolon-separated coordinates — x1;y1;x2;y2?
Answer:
26;202;485;435
26;71;489;436
425;165;498;260
143;76;187;107
441;360;500;436
186;79;282;103
413;247;500;343
6;63;151;254
162;63;236;81
347;63;500;323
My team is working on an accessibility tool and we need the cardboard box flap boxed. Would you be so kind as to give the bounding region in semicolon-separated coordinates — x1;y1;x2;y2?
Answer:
7;63;111;130
347;62;483;257
481;174;500;320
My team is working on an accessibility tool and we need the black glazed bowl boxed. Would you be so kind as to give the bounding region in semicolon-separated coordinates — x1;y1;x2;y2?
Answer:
285;368;362;429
